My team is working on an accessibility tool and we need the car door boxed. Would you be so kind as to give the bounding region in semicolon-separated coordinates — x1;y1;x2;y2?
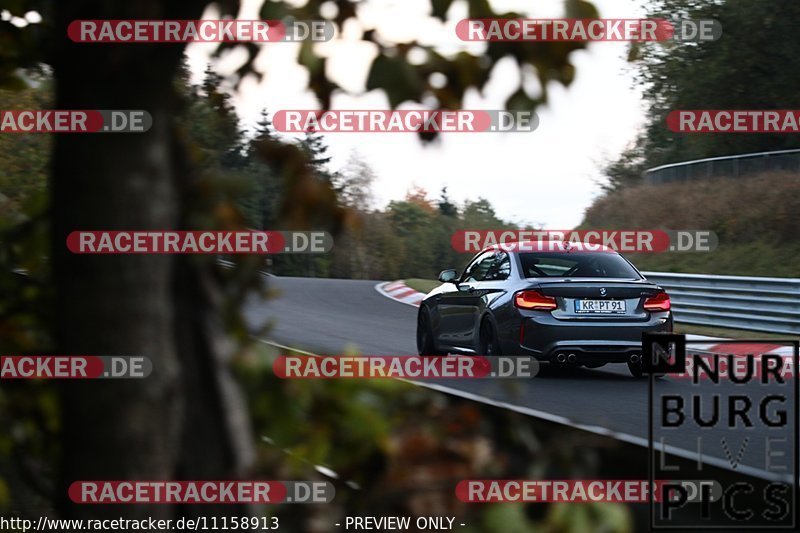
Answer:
434;251;490;349
436;250;509;350
466;251;512;349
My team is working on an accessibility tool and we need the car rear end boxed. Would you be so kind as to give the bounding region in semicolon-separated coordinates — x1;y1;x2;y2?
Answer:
511;249;673;366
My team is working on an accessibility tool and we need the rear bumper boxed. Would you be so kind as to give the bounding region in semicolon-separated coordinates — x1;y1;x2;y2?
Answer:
513;311;673;363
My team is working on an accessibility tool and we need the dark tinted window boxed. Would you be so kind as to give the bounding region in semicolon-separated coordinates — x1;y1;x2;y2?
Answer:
462;251;511;282
519;252;641;279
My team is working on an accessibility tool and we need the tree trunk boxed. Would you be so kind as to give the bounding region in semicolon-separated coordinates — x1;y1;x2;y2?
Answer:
52;1;254;520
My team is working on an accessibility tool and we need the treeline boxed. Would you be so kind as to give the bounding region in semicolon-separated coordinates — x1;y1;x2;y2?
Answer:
0;63;519;281
603;0;800;190
177;63;521;280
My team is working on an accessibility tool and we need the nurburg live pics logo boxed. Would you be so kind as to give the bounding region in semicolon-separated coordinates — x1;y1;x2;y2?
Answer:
645;332;799;529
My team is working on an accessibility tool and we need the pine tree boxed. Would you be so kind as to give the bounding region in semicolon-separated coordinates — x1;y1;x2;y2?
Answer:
190;63;239;162
438;186;458;217
301;126;334;183
227;109;277;230
253;109;277;144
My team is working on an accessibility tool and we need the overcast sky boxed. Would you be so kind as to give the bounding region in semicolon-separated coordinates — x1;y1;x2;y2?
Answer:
187;0;647;229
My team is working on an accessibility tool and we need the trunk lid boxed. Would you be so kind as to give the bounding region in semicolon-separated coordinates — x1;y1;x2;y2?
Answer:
533;278;663;321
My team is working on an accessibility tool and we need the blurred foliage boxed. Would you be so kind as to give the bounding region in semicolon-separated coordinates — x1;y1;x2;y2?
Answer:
603;0;800;191
0;68;634;528
235;343;633;532
0;72;50;221
0;70;56;517
209;0;596;114
545;502;631;533
0;1;644;531
0;0;52;89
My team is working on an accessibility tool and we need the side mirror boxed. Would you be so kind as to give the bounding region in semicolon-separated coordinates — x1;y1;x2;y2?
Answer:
438;269;458;283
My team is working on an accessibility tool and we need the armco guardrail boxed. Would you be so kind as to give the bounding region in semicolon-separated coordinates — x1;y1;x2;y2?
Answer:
642;271;800;335
644;148;800;184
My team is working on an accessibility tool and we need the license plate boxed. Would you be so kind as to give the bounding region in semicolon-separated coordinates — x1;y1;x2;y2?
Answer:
575;299;626;314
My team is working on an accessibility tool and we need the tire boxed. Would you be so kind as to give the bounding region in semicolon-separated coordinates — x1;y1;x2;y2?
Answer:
627;361;644;378
479;320;501;357
417;308;443;356
628;361;665;379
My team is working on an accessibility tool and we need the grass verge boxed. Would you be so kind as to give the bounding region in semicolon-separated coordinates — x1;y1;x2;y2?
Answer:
403;278;439;294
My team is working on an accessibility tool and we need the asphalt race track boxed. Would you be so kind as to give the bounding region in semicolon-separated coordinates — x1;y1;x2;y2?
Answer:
245;276;796;480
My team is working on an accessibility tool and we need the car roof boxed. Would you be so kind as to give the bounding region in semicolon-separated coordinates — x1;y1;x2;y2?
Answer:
482;240;618;254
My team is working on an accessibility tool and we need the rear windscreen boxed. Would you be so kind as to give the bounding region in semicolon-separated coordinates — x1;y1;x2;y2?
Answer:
519;252;642;279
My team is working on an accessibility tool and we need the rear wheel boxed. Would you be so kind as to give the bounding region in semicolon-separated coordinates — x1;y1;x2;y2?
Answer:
417;308;443;356
479;320;501;356
627;361;644;378
628;361;665;379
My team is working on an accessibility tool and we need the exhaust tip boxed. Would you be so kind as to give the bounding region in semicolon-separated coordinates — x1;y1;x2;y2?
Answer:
567;353;577;363
556;353;566;363
630;354;641;364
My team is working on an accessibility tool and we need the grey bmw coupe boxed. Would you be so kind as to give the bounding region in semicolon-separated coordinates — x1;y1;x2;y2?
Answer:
416;241;673;377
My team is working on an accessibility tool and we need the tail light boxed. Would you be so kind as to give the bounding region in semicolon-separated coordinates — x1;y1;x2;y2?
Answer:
644;291;671;311
515;290;557;310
